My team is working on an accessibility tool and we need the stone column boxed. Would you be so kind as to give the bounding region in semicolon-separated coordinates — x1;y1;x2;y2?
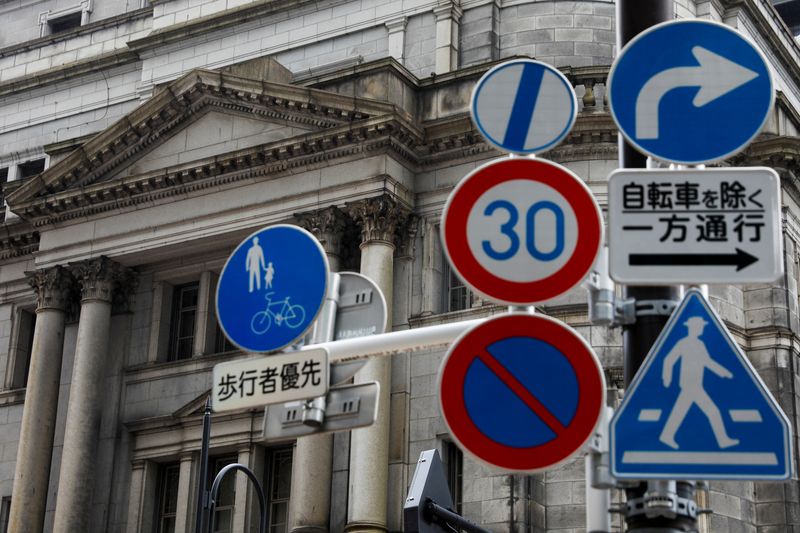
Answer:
53;256;136;533
434;0;463;74
288;206;346;533
174;453;196;533
8;266;74;533
345;195;409;533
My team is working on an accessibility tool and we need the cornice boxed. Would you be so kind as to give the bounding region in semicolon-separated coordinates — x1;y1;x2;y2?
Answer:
14;113;424;226
0;221;40;261
0;49;139;98
0;7;152;59
7;68;401;212
127;0;320;52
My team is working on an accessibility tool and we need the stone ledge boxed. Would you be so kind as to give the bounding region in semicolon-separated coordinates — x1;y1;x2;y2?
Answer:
0;7;152;59
0;49;139;98
0;387;26;406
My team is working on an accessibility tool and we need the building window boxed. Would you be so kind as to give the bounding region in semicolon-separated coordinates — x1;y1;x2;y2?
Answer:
17;159;46;180
47;11;82;34
155;463;180;533
443;442;463;515
0;497;10;533
443;261;474;312
168;283;199;361
266;448;293;533
209;456;237;533
7;309;36;390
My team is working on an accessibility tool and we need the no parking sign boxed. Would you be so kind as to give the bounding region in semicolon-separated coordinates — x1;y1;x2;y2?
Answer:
438;314;605;472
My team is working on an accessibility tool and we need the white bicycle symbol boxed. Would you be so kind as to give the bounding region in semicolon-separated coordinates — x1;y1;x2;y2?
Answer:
250;292;307;334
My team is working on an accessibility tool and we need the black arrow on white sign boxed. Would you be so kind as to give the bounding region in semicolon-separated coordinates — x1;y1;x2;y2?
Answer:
628;248;758;271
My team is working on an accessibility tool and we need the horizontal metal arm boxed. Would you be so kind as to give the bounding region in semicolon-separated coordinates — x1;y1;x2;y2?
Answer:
426;501;493;533
301;318;485;364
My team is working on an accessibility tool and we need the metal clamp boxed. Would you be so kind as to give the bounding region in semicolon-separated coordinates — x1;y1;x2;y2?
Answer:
625;483;698;520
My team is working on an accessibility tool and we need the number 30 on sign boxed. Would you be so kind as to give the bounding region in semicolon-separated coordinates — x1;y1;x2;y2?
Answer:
441;158;603;305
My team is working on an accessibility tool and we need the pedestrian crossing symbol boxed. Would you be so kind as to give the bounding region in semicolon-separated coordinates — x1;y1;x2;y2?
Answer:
610;289;792;480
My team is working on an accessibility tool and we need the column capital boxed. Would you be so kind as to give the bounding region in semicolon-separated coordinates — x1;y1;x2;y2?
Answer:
26;266;76;312
347;195;412;247
433;0;462;22
294;206;348;258
385;15;407;33
69;256;138;309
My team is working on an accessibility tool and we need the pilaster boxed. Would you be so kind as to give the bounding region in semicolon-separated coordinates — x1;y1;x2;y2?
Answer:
296;206;347;271
433;0;463;74
386;16;407;63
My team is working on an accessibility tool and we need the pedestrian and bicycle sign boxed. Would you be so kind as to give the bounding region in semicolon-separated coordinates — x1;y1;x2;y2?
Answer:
471;59;577;154
216;224;329;353
213;348;329;412
441;158;602;305
608;19;773;164
608;168;782;284
611;290;792;480
438;314;605;472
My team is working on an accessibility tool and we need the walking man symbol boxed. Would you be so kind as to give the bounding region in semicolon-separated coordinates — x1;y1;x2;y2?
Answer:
659;316;739;450
245;237;266;293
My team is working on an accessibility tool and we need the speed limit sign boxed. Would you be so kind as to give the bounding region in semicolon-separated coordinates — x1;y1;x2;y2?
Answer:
441;158;603;305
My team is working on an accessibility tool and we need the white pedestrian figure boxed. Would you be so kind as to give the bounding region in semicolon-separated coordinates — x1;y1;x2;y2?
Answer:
245;237;266;293
264;261;275;289
659;315;739;450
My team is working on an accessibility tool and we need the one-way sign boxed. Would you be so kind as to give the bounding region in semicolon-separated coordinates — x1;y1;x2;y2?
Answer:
608;168;782;284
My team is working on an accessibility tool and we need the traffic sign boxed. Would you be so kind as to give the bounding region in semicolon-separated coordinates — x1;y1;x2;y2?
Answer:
261;381;379;441
611;290;792;480
438;314;605;472
216;224;328;353
608;168;782;284
471;59;577;154
212;348;329;412
334;272;387;341
608;19;773;164
441;158;603;305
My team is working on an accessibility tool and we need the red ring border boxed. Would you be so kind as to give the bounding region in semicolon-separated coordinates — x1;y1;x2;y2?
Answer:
442;158;603;305
438;314;605;472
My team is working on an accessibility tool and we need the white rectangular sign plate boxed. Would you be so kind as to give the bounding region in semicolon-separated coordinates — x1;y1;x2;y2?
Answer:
608;168;782;284
212;348;328;412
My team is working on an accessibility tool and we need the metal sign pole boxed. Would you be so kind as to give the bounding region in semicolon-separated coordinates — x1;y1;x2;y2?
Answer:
194;398;212;533
617;1;695;531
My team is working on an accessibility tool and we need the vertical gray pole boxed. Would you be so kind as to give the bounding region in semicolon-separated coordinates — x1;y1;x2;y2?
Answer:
194;398;212;533
616;2;696;531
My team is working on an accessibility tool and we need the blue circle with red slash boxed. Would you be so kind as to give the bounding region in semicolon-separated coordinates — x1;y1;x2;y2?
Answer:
438;314;605;472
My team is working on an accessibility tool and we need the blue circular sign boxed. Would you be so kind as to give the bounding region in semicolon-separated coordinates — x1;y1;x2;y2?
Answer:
471;59;577;154
609;19;773;164
216;225;328;353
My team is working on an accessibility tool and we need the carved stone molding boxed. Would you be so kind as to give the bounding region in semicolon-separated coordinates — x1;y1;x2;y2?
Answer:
26;266;76;311
294;206;348;258
346;195;412;247
69;256;138;310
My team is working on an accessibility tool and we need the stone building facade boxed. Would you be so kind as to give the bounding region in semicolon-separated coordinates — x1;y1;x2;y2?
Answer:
0;0;798;532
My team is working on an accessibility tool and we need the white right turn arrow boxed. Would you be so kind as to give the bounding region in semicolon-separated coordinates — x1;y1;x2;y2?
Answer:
635;46;759;140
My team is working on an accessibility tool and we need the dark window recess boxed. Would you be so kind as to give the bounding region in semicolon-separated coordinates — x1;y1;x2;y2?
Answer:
214;323;237;354
209;456;237;533
444;441;463;515
17;159;46;179
444;261;473;312
10;310;36;389
168;283;199;361
266;448;293;533
47;12;83;34
155;463;180;533
0;496;10;533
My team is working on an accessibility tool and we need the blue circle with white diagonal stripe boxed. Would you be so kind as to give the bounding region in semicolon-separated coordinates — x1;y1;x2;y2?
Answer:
471;59;577;154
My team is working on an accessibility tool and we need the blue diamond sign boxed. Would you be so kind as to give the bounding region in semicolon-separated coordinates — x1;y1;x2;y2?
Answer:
608;19;773;164
611;290;792;480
